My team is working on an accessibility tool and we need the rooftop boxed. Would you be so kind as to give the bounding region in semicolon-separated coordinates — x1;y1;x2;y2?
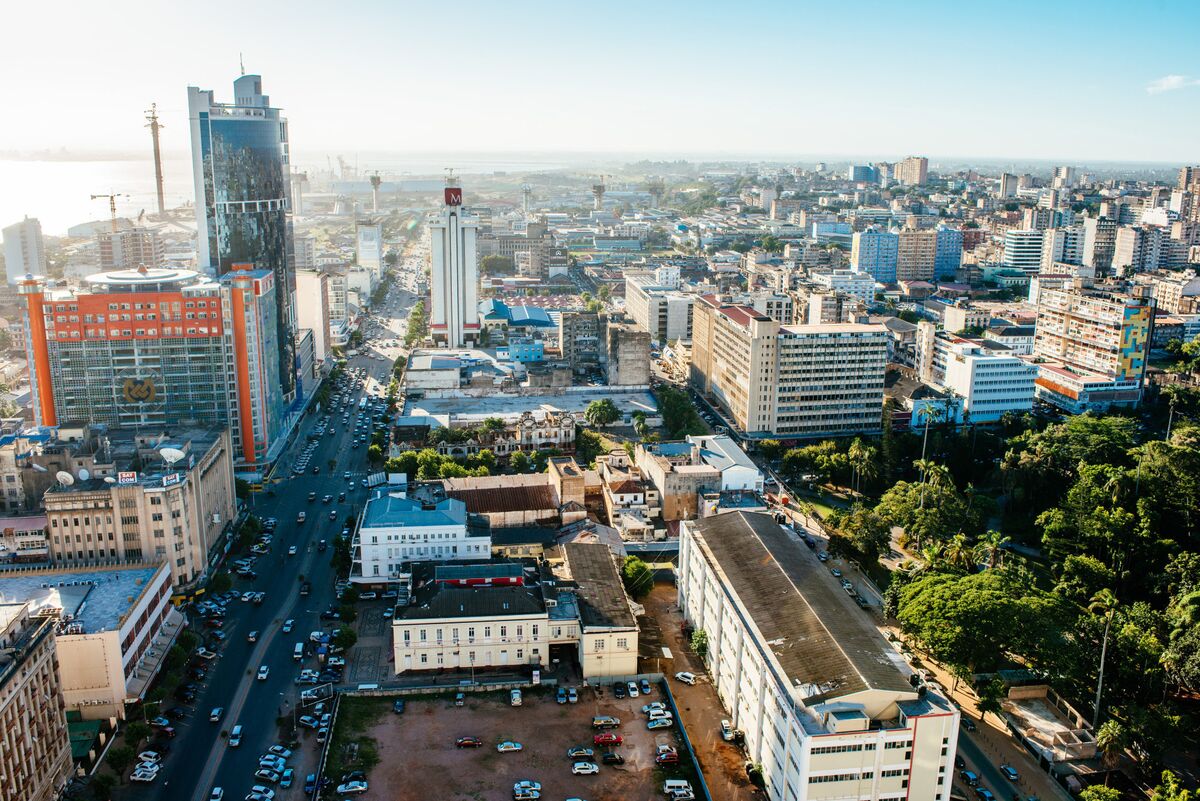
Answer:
446;483;558;515
361;491;467;529
562;543;637;629
405;388;658;426
688;434;758;473
688;512;912;705
0;563;165;633
398;583;546;621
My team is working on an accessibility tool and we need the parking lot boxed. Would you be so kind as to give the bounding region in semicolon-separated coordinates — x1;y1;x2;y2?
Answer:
335;685;701;801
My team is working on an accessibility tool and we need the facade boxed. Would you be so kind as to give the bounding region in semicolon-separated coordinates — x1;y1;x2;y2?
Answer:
294;235;316;270
188;74;297;406
1033;283;1155;412
42;428;235;587
895;156;929;186
356;218;384;282
686;434;764;492
295;269;332;363
3;217;46;284
690;297;887;439
679;512;959;801
895;228;937;282
1082;217;1118;273
0;562;179;722
1112;225;1186;274
933;226;963;279
634;441;722;521
624;273;694;345
605;320;652;386
558;310;605;375
810;270;876;306
1040;227;1085;272
97;227;163;271
915;324;1037;422
429;185;480;347
351;489;490;584
326;269;350;347
0;602;72;801
850;227;898;283
1002;229;1045;274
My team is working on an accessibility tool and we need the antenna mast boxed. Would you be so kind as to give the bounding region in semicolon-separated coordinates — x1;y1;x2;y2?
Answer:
145;104;165;214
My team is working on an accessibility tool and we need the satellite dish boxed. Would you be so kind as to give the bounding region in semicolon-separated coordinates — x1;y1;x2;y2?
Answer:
160;447;185;467
103;476;117;484
56;471;75;487
30;464;48;473
78;468;91;481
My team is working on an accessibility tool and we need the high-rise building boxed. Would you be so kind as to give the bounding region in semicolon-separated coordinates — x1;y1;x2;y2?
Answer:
624;273;694;345
1082;217;1119;273
934;225;964;279
1112;225;1187;275
605;319;651;386
188;74;297;406
0;602;73;801
558;310;606;375
1040;227;1086;272
998;172;1017;198
895;155;929;186
847;164;878;183
896;228;938;281
428;183;480;348
1033;282;1155;412
3;217;47;284
1052;165;1076;190
295;269;332;363
849;226;899;282
97;226;164;271
1178;166;1200;193
1002;229;1045;274
294;234;316;270
690;296;886;438
356;218;384;281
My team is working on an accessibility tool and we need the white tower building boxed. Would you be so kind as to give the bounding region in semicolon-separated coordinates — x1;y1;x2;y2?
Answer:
429;181;479;348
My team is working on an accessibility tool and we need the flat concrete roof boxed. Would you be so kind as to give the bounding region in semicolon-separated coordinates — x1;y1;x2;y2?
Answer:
404;388;658;424
0;563;164;633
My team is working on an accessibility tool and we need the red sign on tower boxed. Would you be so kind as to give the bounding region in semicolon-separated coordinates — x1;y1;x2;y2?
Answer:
444;187;462;206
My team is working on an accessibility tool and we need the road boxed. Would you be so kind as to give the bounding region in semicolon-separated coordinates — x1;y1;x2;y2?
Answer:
121;277;419;801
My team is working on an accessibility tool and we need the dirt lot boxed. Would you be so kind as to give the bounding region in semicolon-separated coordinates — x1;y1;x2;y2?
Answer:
350;685;698;801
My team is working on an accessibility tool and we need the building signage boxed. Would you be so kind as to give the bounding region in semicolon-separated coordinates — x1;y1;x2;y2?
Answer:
117;471;138;485
162;473;182;487
444;187;462;207
121;377;157;404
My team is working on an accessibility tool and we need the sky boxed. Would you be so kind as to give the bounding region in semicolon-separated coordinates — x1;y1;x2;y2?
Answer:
2;0;1199;164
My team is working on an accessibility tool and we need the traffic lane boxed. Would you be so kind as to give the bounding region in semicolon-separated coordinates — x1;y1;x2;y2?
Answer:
956;729;1018;801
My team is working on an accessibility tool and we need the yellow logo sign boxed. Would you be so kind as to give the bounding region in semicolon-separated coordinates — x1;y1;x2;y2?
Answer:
122;378;157;403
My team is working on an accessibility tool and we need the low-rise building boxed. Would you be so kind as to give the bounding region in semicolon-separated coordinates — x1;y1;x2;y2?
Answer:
679;512;959;801
634;442;721;521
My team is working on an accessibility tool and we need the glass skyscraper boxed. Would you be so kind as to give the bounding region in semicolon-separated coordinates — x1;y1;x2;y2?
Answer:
188;74;297;403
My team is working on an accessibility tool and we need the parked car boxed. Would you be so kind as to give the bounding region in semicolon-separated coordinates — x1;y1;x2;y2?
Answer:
1000;764;1019;782
721;719;735;741
571;762;600;776
640;679;651;695
567;746;594;759
568;687;578;703
594;733;622;746
674;672;697;685
335;781;368;795
648;718;674;730
602;752;625;765
557;687;568;704
626;681;640;698
392;699;406;714
456;737;483;748
497;741;523;753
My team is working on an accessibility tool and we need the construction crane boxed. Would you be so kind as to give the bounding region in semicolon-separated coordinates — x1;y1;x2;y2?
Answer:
90;193;129;233
145;104;165;214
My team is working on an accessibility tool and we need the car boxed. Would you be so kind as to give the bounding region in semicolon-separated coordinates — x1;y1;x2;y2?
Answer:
298;715;319;729
613;684;626;699
674;671;697;685
268;745;293;758
1000;764;1019;782
149;716;171;728
648;708;673;721
287;546;297;556
975;790;995;801
955;754;966;770
258;756;285;771
642;701;666;713
336;781;368;795
254;769;281;784
648;718;674;730
640;679;651;695
282;619;294;633
721;719;735;741
456;736;483;748
960;770;979;787
602;752;625;765
392;698;406;714
138;750;162;764
311;466;320;474
817;551;830;562
843;584;857;597
209;789;224;801
626;681;639;697
455;692;465;706
130;769;158;783
572;762;600;775
257;665;270;680
210;707;224;722
568;687;578;703
247;785;276;800
343;471;351;479
961;717;978;732
497;741;523;752
594;733;622;746
303;774;317;795
210;629;227;641
338;492;346;501
557;687;568;704
247;630;259;643
359;591;377;600
830;567;843;577
328;510;337;520
307;492;316;502
567;746;594;759
166;705;188;719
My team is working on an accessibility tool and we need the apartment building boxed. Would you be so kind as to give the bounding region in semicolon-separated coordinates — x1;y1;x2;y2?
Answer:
295;269;332;363
810;269;876;306
624;273;694;345
1131;270;1200;314
933;226;963;279
915;323;1037;422
895;156;929;186
97;227;164;271
850;227;898;283
690;296;886;439
605;320;652;385
558;310;605;375
679;512;959;801
633;441;721;521
1002;229;1044;274
42;427;235;587
896;229;937;282
1040;227;1085;272
0;602;72;801
1112;225;1188;274
1082;217;1118;273
391;544;637;679
1033;282;1155;412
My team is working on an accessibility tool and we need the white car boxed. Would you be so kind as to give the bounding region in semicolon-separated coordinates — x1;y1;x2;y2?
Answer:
282;619;294;633
572;762;600;775
287;546;297;556
627;681;640;698
137;751;162;764
209;790;224;801
674;671;697;685
257;665;270;680
497;741;523;752
336;780;369;794
130;769;158;783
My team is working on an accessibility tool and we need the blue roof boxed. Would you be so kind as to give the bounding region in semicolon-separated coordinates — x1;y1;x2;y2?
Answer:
361;492;466;529
479;298;510;321
508;305;555;327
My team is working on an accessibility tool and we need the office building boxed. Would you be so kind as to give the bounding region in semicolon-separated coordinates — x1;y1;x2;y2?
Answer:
850;227;899;283
42;427;235;587
326;269;351;348
97;227;163;271
558;310;605;375
679;512;959;801
1002;229;1045;274
3;217;46;284
1040;227;1085;272
391;544;637;679
810;269;876;306
1112;225;1186;274
606;319;652;386
933;226;963;279
624;273;694;345
848;164;878;183
429;183;480;348
896;228;937;282
1033;282;1155;412
294;235;316;270
998;172;1017;198
0;602;73;801
1082;217;1118;274
1052;165;1076;190
295;269;332;363
188;73;297;406
356;218;384;281
915;324;1037;422
895;156;929;186
690;296;886;439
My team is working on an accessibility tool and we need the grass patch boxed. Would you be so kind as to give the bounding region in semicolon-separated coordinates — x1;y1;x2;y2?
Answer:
325;696;389;782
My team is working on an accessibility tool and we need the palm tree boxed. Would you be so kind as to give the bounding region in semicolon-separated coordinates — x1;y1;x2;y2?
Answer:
974;530;1011;570
1088;589;1119;729
1095;719;1126;783
632;411;649;440
917;544;947;572
944;534;974;571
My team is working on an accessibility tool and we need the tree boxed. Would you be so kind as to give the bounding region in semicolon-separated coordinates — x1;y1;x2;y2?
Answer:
976;678;1005;721
584;398;621;428
92;773;118;800
333;628;358;651
1079;787;1121;801
208;571;232;595
974;529;1010;570
1095;719;1127;780
367;443;384;465
1150;770;1195;801
480;254;515;275
107;745;136;780
621;556;654;599
124;721;151;747
690;629;709;660
824;503;890;561
1089;589;1119;728
235;478;252;500
757;439;784;462
632;410;649;440
510;451;532;473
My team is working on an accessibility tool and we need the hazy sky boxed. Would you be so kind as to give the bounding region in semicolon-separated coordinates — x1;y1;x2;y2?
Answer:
3;0;1199;163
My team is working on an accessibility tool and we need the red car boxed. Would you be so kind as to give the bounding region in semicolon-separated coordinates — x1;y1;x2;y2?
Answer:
655;751;679;765
455;737;483;748
593;733;623;746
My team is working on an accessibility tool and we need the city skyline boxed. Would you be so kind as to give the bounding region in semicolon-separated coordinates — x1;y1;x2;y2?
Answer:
2;0;1199;162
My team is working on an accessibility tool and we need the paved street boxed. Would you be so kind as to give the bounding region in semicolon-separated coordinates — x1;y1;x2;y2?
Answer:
119;278;419;801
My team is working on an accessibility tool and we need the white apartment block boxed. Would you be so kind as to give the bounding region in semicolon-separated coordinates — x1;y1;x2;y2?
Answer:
295;269;332;362
916;323;1037;421
691;297;886;439
680;512;959;801
1002;229;1044;274
1040;227;1085;272
810;269;877;306
624;273;695;345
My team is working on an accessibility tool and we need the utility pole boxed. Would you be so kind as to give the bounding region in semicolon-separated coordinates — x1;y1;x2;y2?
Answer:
145;104;166;214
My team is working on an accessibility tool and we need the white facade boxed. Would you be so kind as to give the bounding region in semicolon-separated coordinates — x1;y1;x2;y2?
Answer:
625;273;695;345
356;219;384;280
352;491;489;583
941;341;1038;422
429;188;480;348
1002;229;1044;274
295;269;331;362
686;434;764;493
3;217;47;284
326;271;350;347
810;269;876;306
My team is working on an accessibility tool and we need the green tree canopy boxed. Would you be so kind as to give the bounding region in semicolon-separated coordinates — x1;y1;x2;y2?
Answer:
584;398;621;427
621;556;654;599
